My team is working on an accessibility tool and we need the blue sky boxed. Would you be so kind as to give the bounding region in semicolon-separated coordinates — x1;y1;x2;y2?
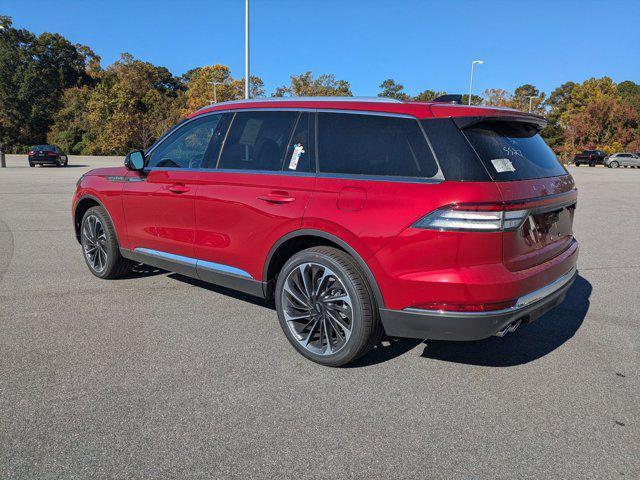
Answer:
4;0;639;96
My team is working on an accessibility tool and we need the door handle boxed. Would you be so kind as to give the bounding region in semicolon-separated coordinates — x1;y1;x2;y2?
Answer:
167;184;190;193
258;191;295;204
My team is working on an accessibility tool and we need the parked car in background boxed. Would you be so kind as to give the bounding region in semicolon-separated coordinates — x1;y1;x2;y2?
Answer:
28;145;68;167
573;150;607;167
605;152;640;168
72;97;578;366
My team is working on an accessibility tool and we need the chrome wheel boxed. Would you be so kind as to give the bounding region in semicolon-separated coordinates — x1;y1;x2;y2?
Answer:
282;262;353;356
82;214;108;273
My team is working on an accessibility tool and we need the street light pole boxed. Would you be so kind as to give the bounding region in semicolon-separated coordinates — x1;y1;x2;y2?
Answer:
244;0;250;100
468;60;484;106
208;81;219;103
527;96;536;113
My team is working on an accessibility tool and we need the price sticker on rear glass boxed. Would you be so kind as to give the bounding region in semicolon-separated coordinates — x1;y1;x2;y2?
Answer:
491;158;516;173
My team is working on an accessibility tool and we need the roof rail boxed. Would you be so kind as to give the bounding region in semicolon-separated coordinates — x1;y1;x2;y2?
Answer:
196;96;403;111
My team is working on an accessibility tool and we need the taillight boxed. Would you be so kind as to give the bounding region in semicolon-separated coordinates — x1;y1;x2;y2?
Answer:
413;203;529;232
28;151;35;155
47;151;57;157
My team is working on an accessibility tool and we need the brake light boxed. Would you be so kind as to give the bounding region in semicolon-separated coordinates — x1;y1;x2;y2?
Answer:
412;300;517;312
413;203;529;232
28;151;35;155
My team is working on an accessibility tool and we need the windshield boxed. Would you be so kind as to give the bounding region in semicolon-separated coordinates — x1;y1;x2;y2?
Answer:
461;121;566;181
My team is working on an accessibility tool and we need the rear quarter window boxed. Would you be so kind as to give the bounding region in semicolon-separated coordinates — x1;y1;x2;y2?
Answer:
461;121;567;181
317;112;439;179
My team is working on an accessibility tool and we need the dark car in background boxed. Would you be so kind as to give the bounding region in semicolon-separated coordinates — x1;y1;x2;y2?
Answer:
28;145;68;167
573;150;607;167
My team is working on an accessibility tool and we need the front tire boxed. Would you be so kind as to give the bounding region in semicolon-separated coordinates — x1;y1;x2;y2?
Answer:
81;206;132;279
610;161;619;168
275;246;382;367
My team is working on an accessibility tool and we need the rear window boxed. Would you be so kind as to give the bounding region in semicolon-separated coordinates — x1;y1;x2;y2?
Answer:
318;112;439;179
33;145;54;151
462;121;566;181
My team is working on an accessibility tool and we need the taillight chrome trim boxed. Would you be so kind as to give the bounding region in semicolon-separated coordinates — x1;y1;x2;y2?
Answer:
412;205;529;232
404;266;577;317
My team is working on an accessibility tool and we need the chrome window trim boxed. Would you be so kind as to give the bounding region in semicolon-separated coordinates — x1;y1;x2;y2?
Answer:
194;96;403;112
144;108;444;182
404;266;577;317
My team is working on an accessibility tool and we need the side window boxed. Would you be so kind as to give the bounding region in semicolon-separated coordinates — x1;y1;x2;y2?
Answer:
146;114;222;169
283;112;314;173
317;112;438;178
217;111;297;171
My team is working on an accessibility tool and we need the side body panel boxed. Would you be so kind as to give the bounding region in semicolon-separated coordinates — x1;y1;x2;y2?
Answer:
195;171;315;280
121;169;200;260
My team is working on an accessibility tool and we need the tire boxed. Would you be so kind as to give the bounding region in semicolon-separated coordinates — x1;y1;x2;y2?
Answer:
275;246;383;367
574;162;580;166
80;206;132;279
64;159;68;166
610;161;619;168
589;162;596;167
29;162;34;167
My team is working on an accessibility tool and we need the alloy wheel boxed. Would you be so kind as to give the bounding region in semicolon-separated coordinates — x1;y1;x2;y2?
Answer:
82;214;108;273
281;262;353;356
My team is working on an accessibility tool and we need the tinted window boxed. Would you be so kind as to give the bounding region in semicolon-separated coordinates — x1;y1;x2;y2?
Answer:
318;113;439;178
217;111;297;171
462;121;566;181
420;119;490;181
283;112;314;173
147;114;222;169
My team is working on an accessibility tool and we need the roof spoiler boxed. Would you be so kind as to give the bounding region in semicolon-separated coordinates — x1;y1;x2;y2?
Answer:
431;94;463;104
453;114;547;131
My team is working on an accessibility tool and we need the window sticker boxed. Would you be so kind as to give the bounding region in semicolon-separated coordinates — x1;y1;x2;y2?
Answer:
288;143;305;170
238;119;263;146
491;158;516;173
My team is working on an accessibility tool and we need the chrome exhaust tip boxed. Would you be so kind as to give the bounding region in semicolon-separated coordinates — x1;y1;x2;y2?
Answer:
494;319;522;337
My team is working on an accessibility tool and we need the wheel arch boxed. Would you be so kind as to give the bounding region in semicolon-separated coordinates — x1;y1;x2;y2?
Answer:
73;195;120;245
263;229;385;308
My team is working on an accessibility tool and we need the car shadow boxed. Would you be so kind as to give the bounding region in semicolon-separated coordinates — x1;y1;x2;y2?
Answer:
418;275;592;367
167;273;276;310
117;263;166;279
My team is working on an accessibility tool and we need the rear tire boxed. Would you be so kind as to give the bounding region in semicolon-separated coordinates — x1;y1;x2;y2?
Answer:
574;162;580;167
610;161;619;168
29;162;34;167
275;246;382;367
81;206;132;279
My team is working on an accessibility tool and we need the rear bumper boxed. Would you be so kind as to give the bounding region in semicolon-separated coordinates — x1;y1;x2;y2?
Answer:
29;157;60;164
380;266;577;341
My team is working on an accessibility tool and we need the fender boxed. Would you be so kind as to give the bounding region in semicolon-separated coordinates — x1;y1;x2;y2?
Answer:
73;193;122;246
263;229;385;308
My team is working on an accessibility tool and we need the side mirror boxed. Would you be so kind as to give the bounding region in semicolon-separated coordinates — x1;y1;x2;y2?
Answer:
125;150;145;171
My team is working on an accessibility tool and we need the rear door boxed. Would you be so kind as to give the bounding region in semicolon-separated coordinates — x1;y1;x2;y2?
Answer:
195;110;316;283
122;114;223;272
459;119;577;271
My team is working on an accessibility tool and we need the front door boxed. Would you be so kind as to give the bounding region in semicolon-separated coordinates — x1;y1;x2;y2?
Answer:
195;110;316;289
122;114;224;274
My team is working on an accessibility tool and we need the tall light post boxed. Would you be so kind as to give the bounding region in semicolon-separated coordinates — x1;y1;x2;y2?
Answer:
468;60;483;106
527;95;536;113
244;0;250;100
208;81;220;103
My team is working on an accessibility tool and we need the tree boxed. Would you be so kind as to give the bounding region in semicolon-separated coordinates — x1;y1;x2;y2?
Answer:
483;88;512;107
378;79;409;100
459;93;483;106
47;86;92;153
272;72;352;97
541;81;577;151
412;89;446;102
0;16;94;149
512;84;546;113
84;53;184;154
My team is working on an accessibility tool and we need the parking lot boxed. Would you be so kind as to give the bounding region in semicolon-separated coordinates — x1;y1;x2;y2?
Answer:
1;155;638;479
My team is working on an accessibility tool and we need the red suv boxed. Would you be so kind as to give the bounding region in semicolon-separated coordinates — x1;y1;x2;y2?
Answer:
72;97;578;366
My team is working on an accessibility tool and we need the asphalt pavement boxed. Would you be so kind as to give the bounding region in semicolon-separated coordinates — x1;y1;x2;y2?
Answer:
1;155;638;479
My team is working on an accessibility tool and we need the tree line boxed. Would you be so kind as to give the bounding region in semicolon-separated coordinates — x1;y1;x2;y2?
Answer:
1;15;639;157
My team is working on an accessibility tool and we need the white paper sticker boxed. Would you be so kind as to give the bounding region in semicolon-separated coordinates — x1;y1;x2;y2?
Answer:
491;158;516;173
238;119;263;145
289;143;305;170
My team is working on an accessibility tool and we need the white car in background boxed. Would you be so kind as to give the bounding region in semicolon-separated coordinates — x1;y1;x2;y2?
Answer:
604;152;640;168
